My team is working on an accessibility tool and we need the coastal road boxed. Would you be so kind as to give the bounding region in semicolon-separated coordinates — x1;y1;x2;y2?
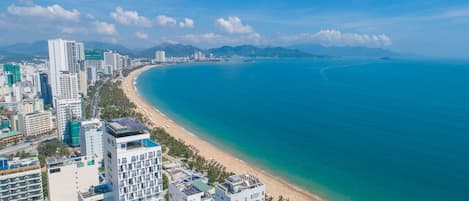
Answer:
0;134;57;156
90;78;108;118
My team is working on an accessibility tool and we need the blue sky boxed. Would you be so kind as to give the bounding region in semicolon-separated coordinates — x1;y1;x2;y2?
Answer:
1;0;469;58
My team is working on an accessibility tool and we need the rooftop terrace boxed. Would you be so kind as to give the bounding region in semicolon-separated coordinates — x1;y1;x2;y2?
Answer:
0;157;40;176
105;118;147;138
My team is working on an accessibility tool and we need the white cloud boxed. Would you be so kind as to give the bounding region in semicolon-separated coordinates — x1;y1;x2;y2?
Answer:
311;29;391;47
216;16;253;34
61;27;87;34
279;30;391;47
110;7;152;27
183;33;230;44
7;4;80;21
94;21;117;35
135;32;148;40
179;18;194;28
156;15;177;26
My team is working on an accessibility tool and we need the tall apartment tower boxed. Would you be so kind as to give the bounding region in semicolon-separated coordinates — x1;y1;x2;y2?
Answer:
154;51;166;63
56;99;82;141
48;39;84;106
80;119;104;159
38;72;52;106
58;71;80;100
103;118;163;201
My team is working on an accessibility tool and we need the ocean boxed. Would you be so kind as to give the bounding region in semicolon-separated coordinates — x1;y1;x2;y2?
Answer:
136;58;469;201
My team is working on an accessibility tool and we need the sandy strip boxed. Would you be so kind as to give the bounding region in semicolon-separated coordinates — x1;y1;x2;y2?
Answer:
122;65;323;201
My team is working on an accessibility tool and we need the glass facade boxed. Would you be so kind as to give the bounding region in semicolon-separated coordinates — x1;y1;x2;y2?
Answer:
67;120;81;147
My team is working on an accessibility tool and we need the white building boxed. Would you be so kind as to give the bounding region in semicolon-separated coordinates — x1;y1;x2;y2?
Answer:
48;39;84;106
46;156;100;201
104;51;128;75
103;118;163;201
58;71;80;100
0;157;44;201
214;174;265;201
16;98;44;114
56;99;82;140
86;66;98;85
155;51;166;63
169;179;213;201
80;119;104;159
18;111;52;136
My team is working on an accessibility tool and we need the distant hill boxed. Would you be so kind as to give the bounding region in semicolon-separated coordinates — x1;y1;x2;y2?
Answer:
289;44;399;58
84;41;133;55
0;41;334;62
0;40;48;56
207;45;314;58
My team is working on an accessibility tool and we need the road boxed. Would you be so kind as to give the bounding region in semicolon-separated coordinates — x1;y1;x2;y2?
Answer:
0;134;57;156
91;78;108;118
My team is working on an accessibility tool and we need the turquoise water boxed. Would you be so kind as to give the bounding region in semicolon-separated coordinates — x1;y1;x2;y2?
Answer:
137;59;469;201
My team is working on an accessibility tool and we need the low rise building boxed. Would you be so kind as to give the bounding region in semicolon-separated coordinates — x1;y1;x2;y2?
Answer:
46;156;100;201
0;130;23;145
18;111;52;136
215;174;265;201
0;157;43;201
169;178;213;201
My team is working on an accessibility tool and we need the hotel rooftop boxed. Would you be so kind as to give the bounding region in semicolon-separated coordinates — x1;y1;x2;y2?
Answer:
105;118;147;138
217;174;264;194
0;157;40;176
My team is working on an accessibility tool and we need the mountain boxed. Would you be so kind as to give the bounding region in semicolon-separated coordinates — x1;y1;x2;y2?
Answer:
84;41;133;55
0;40;134;58
0;40;48;56
207;45;314;58
289;44;399;58
139;43;202;58
0;41;318;62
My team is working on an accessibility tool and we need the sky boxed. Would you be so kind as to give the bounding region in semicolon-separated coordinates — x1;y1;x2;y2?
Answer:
0;0;469;58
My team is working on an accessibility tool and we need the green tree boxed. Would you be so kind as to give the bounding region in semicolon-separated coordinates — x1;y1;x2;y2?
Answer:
163;173;169;190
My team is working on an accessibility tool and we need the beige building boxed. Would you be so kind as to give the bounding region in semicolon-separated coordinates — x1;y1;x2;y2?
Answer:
18;111;52;136
46;156;100;201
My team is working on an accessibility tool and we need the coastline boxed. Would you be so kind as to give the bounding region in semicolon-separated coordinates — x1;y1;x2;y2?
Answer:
122;64;323;201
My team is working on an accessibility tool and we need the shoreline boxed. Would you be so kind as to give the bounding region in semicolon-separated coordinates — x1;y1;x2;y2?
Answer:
122;64;323;201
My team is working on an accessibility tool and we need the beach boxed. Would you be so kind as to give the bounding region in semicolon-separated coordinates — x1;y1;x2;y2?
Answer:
121;64;323;201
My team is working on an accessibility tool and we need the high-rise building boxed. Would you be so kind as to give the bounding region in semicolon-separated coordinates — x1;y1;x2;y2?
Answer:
3;64;21;87
58;71;80;100
214;174;265;201
79;70;88;97
80;119;104;159
46;156;99;201
56;99;82;141
0;157;44;201
86;66;98;85
103;118;163;201
48;39;84;106
155;51;166;63
39;72;53;106
18;111;52;137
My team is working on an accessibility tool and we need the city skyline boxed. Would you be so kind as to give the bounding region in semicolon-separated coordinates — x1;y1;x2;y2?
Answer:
0;0;469;58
